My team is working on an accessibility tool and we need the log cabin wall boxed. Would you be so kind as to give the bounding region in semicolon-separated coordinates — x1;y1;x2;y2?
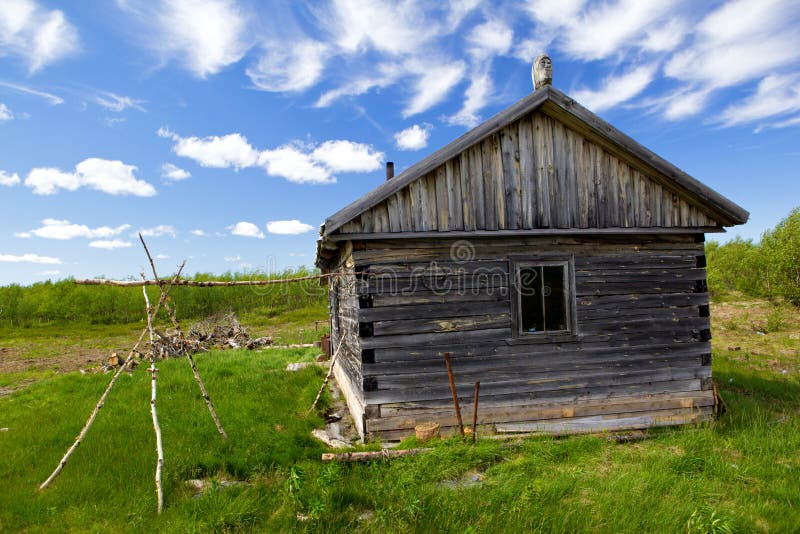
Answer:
336;111;720;236
353;234;714;440
327;246;366;438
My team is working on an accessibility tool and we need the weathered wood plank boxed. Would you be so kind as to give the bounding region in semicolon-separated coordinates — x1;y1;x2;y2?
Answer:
372;313;510;336
533;113;551;227
364;366;710;404
459;152;474;231
386;195;400;232
501;124;522;229
380;379;707;412
370;392;714;431
470;145;485;230
518;113;535;229
490;133;506;229
481;138;497;231
370;338;710;364
360;300;509;322
446;159;463;230
360;328;512;350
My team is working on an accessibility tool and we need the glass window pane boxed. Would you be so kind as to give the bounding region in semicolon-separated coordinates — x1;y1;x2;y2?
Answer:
543;265;567;331
519;266;544;333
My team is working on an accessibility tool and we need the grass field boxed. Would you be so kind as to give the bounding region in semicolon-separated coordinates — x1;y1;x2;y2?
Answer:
1;298;798;532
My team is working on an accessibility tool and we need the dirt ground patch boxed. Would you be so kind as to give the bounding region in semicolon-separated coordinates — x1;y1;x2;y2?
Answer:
0;346;110;374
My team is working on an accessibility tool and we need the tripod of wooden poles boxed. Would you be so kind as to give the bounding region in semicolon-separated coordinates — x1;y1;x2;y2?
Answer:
38;235;229;514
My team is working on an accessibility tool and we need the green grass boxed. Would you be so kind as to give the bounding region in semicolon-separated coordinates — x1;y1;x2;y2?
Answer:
1;302;799;532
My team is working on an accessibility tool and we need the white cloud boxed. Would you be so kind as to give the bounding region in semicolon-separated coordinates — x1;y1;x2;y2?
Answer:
24;158;156;196
19;219;130;240
718;74;800;128
89;239;133;250
190;229;207;236
448;70;493;127
640;17;688;53
139;225;176;238
326;0;442;56
161;127;382;184
155;254;169;260
224;254;241;262
0;81;63;105
0;170;20;186
314;64;400;108
0;0;80;72
523;0;587;27
311;140;383;172
0;103;12;121
229;221;264;239
259;145;333;184
161;163;191;181
0;252;61;264
24;167;81;195
394;124;431;150
160;128;259;169
266;220;314;235
403;59;466;117
757;114;800;132
93;91;145;112
466;19;513;59
559;0;683;61
247;39;329;92
119;0;250;78
658;0;800;119
572;64;657;112
38;269;60;276
662;88;712;121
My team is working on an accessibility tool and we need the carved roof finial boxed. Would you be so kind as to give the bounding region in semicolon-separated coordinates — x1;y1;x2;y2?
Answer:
532;54;552;90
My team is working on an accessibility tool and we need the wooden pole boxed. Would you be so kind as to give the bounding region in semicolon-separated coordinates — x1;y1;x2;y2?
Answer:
443;352;464;436
73;273;333;287
471;381;480;443
141;272;164;514
39;263;185;491
307;342;343;415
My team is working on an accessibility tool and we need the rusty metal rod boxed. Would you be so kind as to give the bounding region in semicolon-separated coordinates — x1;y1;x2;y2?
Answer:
443;352;464;436
472;381;480;443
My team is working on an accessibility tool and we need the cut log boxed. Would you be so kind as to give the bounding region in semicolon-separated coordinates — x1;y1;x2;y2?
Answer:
321;448;431;463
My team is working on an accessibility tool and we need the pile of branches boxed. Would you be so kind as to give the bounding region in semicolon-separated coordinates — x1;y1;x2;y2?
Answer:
86;312;272;374
186;312;273;351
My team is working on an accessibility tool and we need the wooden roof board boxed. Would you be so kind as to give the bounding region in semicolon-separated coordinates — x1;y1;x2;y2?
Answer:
322;86;748;236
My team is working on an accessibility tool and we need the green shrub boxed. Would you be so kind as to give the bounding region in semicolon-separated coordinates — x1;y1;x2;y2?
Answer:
706;206;800;305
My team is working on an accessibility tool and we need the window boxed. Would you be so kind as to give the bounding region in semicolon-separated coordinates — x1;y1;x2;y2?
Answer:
514;259;574;336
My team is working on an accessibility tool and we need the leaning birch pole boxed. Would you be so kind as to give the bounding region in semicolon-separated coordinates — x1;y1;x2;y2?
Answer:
164;301;228;439
139;235;227;439
186;352;227;438
39;263;185;491
307;342;343;415
142;271;164;514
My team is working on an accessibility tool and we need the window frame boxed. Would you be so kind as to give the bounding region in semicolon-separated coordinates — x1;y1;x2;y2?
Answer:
509;255;578;342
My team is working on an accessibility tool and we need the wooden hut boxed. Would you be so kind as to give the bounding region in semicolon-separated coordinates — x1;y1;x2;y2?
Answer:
315;64;748;441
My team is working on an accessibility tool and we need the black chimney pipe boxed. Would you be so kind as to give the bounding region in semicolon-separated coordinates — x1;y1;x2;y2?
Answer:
386;161;394;180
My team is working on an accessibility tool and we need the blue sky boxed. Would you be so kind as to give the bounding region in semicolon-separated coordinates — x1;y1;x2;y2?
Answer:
1;0;799;285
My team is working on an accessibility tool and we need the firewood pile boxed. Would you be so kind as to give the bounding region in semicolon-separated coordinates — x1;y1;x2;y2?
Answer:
186;312;273;351
84;312;273;374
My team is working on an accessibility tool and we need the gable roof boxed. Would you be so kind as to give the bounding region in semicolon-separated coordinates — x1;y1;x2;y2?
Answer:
322;85;748;237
